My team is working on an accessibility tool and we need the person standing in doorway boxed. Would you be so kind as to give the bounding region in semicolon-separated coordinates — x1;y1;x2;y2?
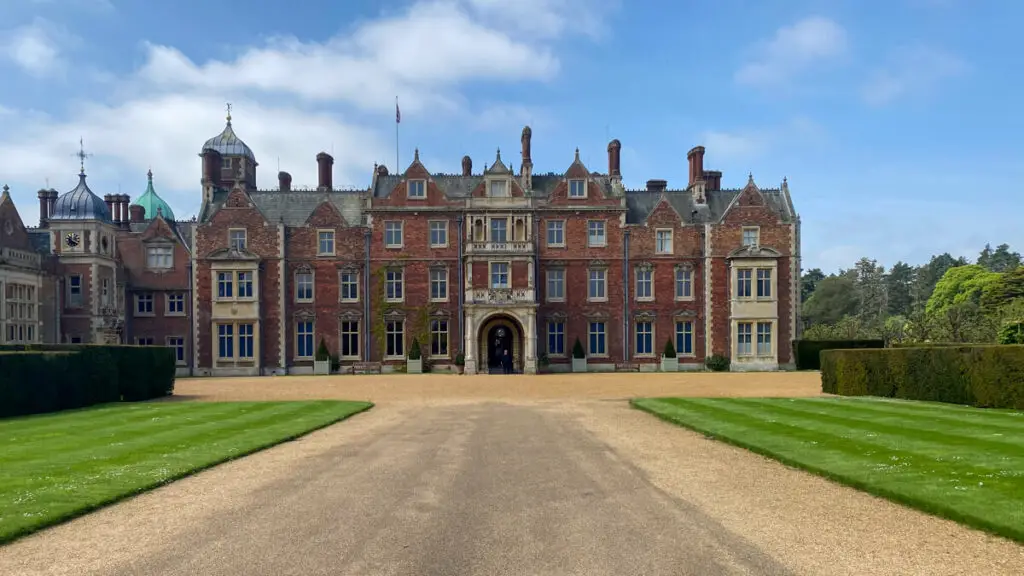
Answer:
502;349;513;374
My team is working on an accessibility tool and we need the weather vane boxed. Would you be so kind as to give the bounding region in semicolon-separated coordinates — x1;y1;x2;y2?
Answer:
226;102;232;123
74;138;93;175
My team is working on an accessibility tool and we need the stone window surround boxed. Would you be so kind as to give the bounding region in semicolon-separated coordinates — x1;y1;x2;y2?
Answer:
407;178;427;199
317;229;336;256
733;261;777;302
634;315;656;358
428;219;449;248
634;263;654;302
339;267;360;303
733;318;777;359
429;266;449;303
568;178;587;199
655;228;673;254
165;292;186;316
294;266;315;304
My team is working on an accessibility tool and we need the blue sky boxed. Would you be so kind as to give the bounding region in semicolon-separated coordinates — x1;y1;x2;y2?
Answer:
0;0;1020;273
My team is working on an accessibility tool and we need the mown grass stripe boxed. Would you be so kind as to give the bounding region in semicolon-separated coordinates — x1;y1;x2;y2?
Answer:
738;398;1024;454
0;400;372;545
631;397;1024;544
844;396;1024;420
0;402;297;466
791;397;1024;435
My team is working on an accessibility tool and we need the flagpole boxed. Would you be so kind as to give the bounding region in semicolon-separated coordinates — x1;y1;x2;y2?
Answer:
395;96;400;172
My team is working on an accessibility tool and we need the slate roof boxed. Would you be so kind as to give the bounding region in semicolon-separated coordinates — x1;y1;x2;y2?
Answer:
27;230;51;254
201;188;365;226
202;118;256;162
49;173;112;223
622;187;794;225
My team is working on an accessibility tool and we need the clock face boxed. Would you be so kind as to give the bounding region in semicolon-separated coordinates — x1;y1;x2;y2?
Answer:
64;232;81;248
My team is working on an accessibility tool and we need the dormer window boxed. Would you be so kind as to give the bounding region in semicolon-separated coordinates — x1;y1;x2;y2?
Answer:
569;179;586;198
489;180;508;197
408;179;426;199
229;228;247;251
742;227;760;247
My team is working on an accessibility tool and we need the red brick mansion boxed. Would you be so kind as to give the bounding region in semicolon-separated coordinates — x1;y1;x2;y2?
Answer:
189;115;801;376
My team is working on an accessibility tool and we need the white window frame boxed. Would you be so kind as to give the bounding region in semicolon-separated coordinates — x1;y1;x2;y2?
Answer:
490;262;510;289
340;320;360;360
546;220;565;247
737;322;753;356
228;228;247;251
546;269;565;302
675;267;694;301
166;336;186;365
385;319;405;359
317;230;335;256
490;218;508;243
757;268;772;299
742;226;760;247
430;319;449;358
135;293;154;317
384;221;404;249
385;269;404;302
736;268;753;299
236;271;255;299
429;220;448;248
588;321;607;357
296;320;314;359
146;245;174;269
430;268;449;302
635;268;653;301
295;271;314;303
568;179;587;198
587;268;607;302
340;271;359;302
489;179;509;197
635;321;654;357
547;321;565;356
757;321;773;356
587;220;606;247
166;292;186;315
655;229;673;254
407;179;426;199
237;323;255;359
675;320;695;357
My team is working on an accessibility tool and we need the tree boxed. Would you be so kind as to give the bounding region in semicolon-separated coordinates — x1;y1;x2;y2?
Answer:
978;243;1022;272
885;261;915;317
912;253;968;310
980;266;1024;313
926;265;1002;315
802;276;858;326
853;257;887;328
801;268;825;303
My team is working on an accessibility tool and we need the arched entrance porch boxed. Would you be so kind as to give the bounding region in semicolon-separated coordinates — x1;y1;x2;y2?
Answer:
477;313;525;374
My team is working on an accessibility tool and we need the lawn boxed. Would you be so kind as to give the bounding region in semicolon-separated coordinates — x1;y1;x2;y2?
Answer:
0;400;372;544
631;396;1024;542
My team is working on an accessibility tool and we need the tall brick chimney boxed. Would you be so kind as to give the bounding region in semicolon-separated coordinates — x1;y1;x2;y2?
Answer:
316;152;334;191
47;189;58;217
462;155;472;176
520;126;533;191
104;194;116;224
129;204;145;223
119;195;131;228
703;170;722;191
607;139;621;179
38;189;50;226
278;171;292;192
202;149;221;185
687;146;705;186
646;179;667;193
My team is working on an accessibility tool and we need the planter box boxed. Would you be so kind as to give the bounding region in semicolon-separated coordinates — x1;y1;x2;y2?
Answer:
313;360;331;375
660;357;679;372
571;357;587;373
407;358;423;374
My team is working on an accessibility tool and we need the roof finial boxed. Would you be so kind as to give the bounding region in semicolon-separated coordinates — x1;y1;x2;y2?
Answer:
225;102;232;124
496;147;501;162
574;147;580;162
147;167;153;181
74;138;93;176
748;171;754;183
2;184;9;195
414;148;420;162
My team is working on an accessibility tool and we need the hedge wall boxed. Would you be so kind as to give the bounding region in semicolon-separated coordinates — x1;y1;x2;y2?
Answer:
0;344;176;418
820;345;1024;409
792;339;886;370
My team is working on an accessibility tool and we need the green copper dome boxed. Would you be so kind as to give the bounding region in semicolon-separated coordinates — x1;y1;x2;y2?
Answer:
133;169;175;221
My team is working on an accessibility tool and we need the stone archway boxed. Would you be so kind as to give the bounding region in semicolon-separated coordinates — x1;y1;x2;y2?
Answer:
477;313;525;374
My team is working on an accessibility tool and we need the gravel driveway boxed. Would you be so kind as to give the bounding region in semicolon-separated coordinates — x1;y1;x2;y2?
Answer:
2;372;1022;575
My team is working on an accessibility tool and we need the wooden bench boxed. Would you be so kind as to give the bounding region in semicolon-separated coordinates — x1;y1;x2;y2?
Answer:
349;362;383;375
615;363;641;372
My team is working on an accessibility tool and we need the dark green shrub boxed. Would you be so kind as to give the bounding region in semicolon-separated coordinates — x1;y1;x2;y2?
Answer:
455;352;465;366
571;338;586;359
408;338;422;360
663;339;676;358
315;338;330;362
821;345;1024;409
792;339;885;370
998;322;1024;345
329;354;341;373
705;354;730;372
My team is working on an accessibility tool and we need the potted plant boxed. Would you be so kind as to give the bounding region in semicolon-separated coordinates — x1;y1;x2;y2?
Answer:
660;338;678;372
407;337;423;374
454;352;465;374
537;352;550;374
314;338;331;375
571;337;587;372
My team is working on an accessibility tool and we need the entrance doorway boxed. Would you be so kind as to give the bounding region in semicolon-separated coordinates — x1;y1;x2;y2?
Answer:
487;325;513;372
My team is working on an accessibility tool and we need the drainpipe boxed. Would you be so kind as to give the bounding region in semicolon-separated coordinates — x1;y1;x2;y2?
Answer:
623;229;630;363
363;229;371;360
258;261;266;375
532;213;540;355
187;261;194;376
456;215;465;351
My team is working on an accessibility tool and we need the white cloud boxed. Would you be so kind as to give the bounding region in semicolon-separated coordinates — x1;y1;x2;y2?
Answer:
734;16;848;88
0;0;612;225
2;19;63;77
861;45;967;106
701;117;826;161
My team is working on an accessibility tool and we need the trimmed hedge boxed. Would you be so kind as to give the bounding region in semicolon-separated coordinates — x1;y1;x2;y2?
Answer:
820;345;1024;409
792;339;885;370
0;344;176;418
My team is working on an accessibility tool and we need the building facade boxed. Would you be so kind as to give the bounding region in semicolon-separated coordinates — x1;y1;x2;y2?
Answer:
192;115;801;376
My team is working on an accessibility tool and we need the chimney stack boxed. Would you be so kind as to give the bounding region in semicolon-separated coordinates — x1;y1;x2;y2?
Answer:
201;149;221;186
703;170;722;191
278;171;292;192
316;152;334;191
129;204;145;223
104;194;116;224
461;155;472;176
646;179;667;193
607;139;621;179
38;189;51;226
47;189;58;217
119;195;131;228
687;146;705;187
